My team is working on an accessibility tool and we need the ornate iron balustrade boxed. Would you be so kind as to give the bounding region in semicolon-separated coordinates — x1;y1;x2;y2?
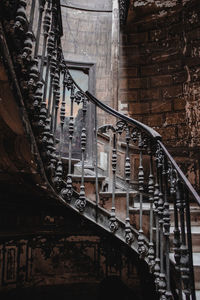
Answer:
1;1;200;299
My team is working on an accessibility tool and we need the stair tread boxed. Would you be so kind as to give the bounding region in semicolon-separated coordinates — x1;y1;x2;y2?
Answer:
72;175;106;181
61;157;80;163
99;190;138;197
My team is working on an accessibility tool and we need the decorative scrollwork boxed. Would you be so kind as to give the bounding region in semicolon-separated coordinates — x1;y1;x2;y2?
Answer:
138;230;147;259
147;242;155;272
65;72;74;90
155;143;164;168
53;160;63;192
115;120;127;134
125;218;133;245
109;208;118;233
60;175;73;202
167;161;178;195
74;91;86;105
75;185;86;212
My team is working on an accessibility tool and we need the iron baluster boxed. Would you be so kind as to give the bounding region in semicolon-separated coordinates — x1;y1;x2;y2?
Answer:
137;133;147;258
124;127;133;244
172;180;182;300
22;31;34;61
147;152;155;272
75;99;87;212
94;105;99;222
33;81;43;122
53;68;61;134
176;181;190;299
109;131;118;233
61;84;74;201
39;0;51;80
43;30;55;104
14;0;27;32
154;171;161;290
34;0;45;57
185;189;196;300
28;0;36;31
47;50;56;116
163;157;172;299
28;58;39;91
50;67;59;132
157;160;167;298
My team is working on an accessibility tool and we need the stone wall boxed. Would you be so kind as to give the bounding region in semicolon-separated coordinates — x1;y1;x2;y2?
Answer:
119;0;200;190
61;0;113;105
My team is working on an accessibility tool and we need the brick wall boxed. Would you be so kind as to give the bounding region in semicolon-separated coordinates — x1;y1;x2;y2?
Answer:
119;0;200;189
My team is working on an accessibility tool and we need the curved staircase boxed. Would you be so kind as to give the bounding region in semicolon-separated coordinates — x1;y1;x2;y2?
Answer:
0;0;200;299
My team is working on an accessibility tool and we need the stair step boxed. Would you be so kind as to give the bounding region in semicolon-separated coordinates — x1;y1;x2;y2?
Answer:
99;190;138;198
170;252;200;289
71;175;106;202
71;175;106;182
61;157;80;164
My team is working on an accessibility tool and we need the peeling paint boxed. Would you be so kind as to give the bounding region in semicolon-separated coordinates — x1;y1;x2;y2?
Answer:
133;0;177;8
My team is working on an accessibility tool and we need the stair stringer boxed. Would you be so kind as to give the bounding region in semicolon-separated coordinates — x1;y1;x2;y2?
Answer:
54;189;149;258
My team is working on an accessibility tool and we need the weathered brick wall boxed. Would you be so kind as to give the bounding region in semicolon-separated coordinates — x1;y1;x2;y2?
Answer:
119;0;200;189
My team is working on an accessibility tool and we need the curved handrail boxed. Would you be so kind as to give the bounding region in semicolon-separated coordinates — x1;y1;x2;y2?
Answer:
158;140;200;204
85;91;161;140
62;66;161;140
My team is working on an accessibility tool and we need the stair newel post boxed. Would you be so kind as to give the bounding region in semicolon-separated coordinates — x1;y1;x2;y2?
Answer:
147;149;155;273
39;0;51;80
138;133;147;259
156;145;167;298
176;181;190;300
109;130;118;233
163;156;172;299
75;97;87;212
34;0;45;58
125;127;133;244
184;189;196;300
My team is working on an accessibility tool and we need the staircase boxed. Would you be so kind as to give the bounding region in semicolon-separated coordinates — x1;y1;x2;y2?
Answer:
0;0;200;299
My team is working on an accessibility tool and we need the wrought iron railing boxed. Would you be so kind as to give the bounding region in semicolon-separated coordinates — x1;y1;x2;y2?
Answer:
1;0;200;299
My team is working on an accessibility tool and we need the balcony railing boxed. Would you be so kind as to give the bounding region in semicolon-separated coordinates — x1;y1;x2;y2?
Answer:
1;0;200;299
